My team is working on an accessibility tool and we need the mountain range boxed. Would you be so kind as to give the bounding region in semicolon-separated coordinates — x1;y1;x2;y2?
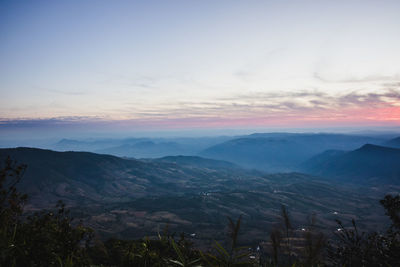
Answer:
199;133;385;172
49;134;398;173
0;147;255;208
52;136;234;158
384;136;400;149
1;145;397;243
301;144;400;183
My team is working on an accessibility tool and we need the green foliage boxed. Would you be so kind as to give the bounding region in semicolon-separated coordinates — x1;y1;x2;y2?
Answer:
202;216;254;267
15;201;93;266
0;158;93;267
0;157;27;219
168;238;202;267
301;214;325;266
0;157;28;266
380;194;400;229
88;230;204;267
262;206;326;267
328;196;400;267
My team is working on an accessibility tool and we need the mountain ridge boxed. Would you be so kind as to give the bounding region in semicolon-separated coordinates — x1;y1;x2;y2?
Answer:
0;146;391;242
384;136;400;148
199;134;385;172
302;144;400;183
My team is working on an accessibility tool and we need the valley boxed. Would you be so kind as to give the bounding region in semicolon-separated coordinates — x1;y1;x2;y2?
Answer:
2;132;400;246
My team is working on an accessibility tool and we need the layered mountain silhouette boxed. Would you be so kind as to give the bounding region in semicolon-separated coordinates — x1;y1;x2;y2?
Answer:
384;136;400;149
0;146;391;241
96;141;188;158
302;144;400;183
199;134;383;172
0;147;247;207
154;155;239;169
52;136;235;158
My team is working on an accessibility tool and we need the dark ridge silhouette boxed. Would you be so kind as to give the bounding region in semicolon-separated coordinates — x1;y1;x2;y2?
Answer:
301;149;346;169
302;144;400;183
0;147;261;208
199;133;384;172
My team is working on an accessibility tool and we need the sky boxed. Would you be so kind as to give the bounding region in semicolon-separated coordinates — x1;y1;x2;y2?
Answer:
1;0;400;136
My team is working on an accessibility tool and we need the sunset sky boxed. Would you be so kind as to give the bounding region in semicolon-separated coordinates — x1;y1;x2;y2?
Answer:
1;0;400;135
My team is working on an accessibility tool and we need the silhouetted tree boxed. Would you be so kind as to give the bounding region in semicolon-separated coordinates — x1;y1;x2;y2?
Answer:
380;194;400;229
0;158;93;266
328;194;400;267
0;157;28;265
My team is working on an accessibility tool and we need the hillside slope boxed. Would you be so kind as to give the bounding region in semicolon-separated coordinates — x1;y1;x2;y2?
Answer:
302;144;400;183
0;147;251;207
200;134;383;172
0;147;392;242
154;155;239;169
384;136;400;149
